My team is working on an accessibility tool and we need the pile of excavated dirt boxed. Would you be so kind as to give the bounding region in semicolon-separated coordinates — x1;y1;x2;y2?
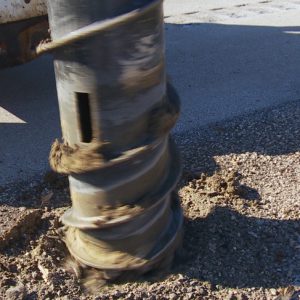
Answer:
0;206;42;251
0;100;300;299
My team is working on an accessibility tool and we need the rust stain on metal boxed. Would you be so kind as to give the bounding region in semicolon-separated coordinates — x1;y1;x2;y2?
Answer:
18;18;49;61
0;16;49;67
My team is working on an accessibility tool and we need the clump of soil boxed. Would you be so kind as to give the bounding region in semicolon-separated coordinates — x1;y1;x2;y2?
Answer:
185;170;242;198
49;139;108;175
0;207;42;250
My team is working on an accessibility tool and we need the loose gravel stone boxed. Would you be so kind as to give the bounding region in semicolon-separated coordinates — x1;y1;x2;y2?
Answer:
0;100;300;299
5;282;26;300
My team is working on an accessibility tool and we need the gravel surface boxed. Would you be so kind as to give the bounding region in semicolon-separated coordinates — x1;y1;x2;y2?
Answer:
0;100;300;299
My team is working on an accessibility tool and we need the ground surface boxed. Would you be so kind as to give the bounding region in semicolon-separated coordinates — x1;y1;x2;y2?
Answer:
0;0;300;299
0;101;299;299
1;0;300;183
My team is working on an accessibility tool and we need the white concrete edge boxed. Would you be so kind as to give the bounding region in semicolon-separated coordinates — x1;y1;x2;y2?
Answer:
0;0;47;24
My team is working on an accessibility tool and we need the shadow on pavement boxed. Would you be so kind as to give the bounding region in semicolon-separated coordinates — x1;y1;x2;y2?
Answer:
178;206;300;288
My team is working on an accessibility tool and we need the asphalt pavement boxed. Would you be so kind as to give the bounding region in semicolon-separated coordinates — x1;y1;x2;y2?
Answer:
1;0;300;185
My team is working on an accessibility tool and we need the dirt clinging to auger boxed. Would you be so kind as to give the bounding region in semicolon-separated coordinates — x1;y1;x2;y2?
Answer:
49;139;108;174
